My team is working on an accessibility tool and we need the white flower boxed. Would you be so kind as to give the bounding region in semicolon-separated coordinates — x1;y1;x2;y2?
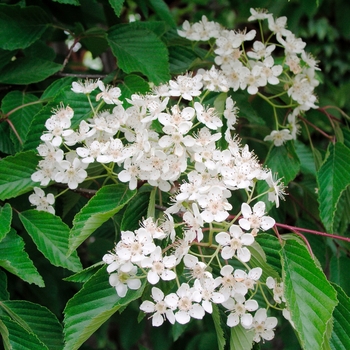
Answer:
71;79;98;94
184;254;209;280
165;283;205;324
222;294;259;327
234;267;262;290
109;265;141;298
96;81;122;105
116;229;156;264
167;73;203;101
215;225;254;262
248;8;271;21
246;308;278;343
239;201;275;232
265;171;286;208
194;102;223;130
140;287;176;326
141;246;176;285
264;129;293;146
54;151;88;189
217;265;248;300
194;277;226;313
266;276;286;304
29;187;55;214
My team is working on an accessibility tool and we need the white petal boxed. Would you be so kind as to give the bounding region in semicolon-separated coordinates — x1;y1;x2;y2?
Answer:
237;247;251;262
152;287;164;302
241;203;252;217
189;304;205;319
175;311;191;324
241;313;253;328
147;271;160;285
261;216;275;230
227;313;239;327
215;232;231;245
245;300;259;312
152;313;164;327
140;300;155;313
238;218;251;231
253;201;265;216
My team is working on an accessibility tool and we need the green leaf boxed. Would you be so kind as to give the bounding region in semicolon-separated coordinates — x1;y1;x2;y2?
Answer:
168;46;198;74
1;91;42;152
265;142;301;185
121;188;151;231
119;74;150;106
63;266;145;350
0;5;50;50
52;0;80;5
0;316;48;350
0;318;11;350
0;49;16;70
41;77;75;100
19;210;82;272
281;238;338;350
330;284;350;350
108;0;125;16
108;24;170;84
0;300;64;350
63;262;104;283
68;184;136;254
148;0;176;28
249;241;280;281
0;269;10;301
211;304;225;350
317;142;350;232
329;255;350;297
0;151;38;201
0;57;62;85
255;233;282;276
0;229;44;287
229;324;254;350
295;140;317;176
0;204;12;242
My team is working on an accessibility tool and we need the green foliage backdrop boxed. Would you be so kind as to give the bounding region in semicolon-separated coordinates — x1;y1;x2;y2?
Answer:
0;0;350;349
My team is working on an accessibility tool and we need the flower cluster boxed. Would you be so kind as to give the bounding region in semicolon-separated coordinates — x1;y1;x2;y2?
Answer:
178;8;320;146
29;8;295;345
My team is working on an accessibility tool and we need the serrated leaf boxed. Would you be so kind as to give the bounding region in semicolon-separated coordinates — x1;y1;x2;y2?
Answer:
41;77;75;100
0;269;10;300
265;142;300;185
229;324;254;350
281;238;338;350
108;0;125;16
0;204;12;242
19;210;82;272
108;24;170;84
121;189;151;231
255;233;282;276
63;266;145;350
68;184;136;254
63;262;104;283
317;142;350;232
211;304;225;350
295;140;317;176
248;241;280;281
1;91;42;151
0;151;39;201
0;49;16;70
0;57;62;85
0;301;64;350
0;229;44;287
0;5;50;50
330;284;350;350
119;74;150;106
0;316;48;350
168;45;198;74
0;318;11;350
329;256;350;296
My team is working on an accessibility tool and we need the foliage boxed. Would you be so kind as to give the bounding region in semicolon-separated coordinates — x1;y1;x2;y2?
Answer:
0;0;350;349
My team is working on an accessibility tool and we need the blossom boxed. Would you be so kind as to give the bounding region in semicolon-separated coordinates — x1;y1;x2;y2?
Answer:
71;79;98;94
165;283;205;324
96;80;122;104
217;265;248;300
215;225;254;262
140;287;176;326
167;73;203;101
264;129;293;146
141;246;176;284
109;265;141;297
222;294;259;327
54;151;88;189
234;267;262;290
265;171;286;208
245;308;278;342
266;277;286;304
239;201;275;232
29;187;55;214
